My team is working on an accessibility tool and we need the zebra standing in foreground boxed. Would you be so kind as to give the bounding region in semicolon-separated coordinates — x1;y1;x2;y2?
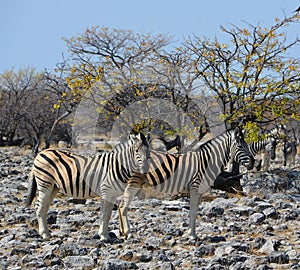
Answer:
118;127;254;240
26;133;151;240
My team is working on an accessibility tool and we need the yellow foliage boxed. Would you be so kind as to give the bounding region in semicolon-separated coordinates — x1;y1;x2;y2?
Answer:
288;65;296;71
241;29;250;36
243;122;260;142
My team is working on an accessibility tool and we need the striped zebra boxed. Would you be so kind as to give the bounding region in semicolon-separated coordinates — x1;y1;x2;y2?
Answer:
26;133;151;240
282;140;297;167
118;127;254;240
249;125;286;171
212;125;287;193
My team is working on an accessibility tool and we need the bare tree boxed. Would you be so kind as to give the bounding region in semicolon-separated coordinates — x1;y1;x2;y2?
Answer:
0;68;44;146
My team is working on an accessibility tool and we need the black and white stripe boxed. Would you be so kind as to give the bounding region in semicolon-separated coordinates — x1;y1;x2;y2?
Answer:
118;127;254;239
26;133;150;240
249;125;286;171
282;140;297;167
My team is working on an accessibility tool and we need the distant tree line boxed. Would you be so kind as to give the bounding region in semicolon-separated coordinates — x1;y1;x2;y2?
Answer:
0;14;299;153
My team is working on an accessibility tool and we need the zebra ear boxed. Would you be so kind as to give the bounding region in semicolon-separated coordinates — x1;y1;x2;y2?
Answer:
233;127;242;139
129;133;138;141
134;133;141;140
147;132;151;143
138;132;150;146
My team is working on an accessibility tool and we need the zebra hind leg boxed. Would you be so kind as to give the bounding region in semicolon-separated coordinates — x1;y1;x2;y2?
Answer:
35;185;58;240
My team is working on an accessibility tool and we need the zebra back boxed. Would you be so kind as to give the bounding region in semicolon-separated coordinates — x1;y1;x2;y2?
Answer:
249;125;286;159
33;148;112;198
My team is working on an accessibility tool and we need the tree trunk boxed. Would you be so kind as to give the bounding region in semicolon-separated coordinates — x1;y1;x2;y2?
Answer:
44;110;71;149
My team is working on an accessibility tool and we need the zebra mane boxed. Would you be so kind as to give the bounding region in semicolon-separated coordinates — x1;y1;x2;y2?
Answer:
261;125;286;139
198;128;237;148
113;132;149;154
113;139;132;153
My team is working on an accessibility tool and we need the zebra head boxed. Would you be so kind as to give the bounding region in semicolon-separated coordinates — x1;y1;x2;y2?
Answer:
129;132;151;174
269;124;287;141
228;127;254;170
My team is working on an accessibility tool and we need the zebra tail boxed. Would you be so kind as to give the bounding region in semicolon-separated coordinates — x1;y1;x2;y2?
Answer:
26;169;37;207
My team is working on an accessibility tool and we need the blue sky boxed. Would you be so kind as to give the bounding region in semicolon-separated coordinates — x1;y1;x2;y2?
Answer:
1;0;299;74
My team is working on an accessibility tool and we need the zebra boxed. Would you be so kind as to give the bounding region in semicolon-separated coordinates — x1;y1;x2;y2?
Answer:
282;140;297;167
213;125;286;193
26;133;151;240
118;127;254;240
249;125;286;171
211;135;278;193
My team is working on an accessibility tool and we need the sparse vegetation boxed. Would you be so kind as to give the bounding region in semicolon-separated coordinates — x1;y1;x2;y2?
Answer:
0;14;299;151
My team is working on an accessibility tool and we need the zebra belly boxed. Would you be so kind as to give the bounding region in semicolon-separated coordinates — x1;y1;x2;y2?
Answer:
54;180;100;199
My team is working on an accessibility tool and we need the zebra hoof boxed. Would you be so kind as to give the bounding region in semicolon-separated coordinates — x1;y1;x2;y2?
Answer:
119;230;132;239
41;233;51;240
126;233;133;240
189;235;199;241
187;231;199;241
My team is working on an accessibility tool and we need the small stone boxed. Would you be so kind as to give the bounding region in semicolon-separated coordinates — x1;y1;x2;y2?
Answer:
156;262;175;270
108;231;118;239
268;252;289;264
63;255;95;268
250;213;266;224
214;245;235;257
258;240;275;254
10;248;32;256
230;206;254;216
255;202;273;212
120;250;134;261
158;209;166;215
144;237;161;250
138;253;153;262
209;235;226;243
194;244;215;257
47;212;57;225
59;244;88;257
263;207;278;219
207;206;224;217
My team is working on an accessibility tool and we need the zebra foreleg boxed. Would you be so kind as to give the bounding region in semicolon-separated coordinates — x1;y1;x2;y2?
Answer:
188;191;202;240
35;185;58;240
98;198;116;241
118;186;141;239
261;151;270;171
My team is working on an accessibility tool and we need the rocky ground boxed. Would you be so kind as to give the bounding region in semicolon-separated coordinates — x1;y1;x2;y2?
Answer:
0;146;299;269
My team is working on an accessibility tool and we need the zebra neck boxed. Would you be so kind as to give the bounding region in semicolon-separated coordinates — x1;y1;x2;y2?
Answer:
251;137;270;155
198;135;231;179
113;148;136;179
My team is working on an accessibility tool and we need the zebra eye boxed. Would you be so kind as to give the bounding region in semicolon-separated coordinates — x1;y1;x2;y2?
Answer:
135;144;142;153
